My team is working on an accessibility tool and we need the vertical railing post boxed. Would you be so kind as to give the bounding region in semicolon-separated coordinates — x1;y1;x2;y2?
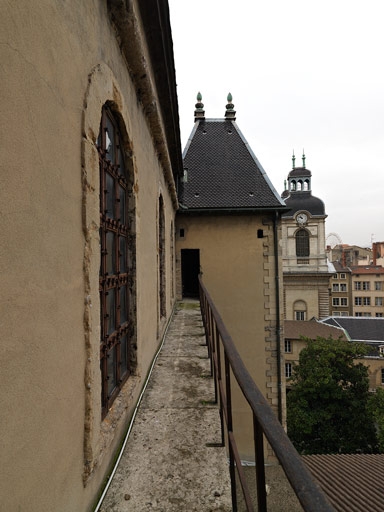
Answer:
254;414;267;512
215;325;225;446
225;353;237;512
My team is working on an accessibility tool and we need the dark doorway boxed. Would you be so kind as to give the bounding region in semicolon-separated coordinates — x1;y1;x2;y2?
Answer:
181;249;200;297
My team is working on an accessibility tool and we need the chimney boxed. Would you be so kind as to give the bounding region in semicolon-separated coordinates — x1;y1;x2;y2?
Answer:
373;242;377;265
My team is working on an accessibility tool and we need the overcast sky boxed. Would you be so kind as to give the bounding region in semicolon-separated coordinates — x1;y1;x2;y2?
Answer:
169;0;384;248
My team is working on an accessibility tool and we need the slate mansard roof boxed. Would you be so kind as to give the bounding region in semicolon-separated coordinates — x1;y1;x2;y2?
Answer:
283;192;326;218
320;317;384;343
178;119;286;212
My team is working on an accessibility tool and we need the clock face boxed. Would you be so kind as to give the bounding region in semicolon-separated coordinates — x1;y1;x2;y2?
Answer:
297;213;308;224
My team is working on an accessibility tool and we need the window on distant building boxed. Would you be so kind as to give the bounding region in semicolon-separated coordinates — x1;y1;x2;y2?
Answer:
293;300;307;321
375;297;383;306
355;297;362;306
341;312;348;316
333;298;340;306
363;312;372;317
355;281;362;290
340;273;346;279
375;282;383;291
333;274;338;279
340;283;347;292
285;340;292;353
296;229;310;259
98;105;136;418
363;297;371;306
363;281;370;290
355;312;362;317
332;284;340;292
340;298;348;306
285;363;292;379
333;311;341;316
377;313;384;318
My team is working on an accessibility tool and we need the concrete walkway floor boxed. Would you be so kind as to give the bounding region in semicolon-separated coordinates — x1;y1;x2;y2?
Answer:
98;301;232;512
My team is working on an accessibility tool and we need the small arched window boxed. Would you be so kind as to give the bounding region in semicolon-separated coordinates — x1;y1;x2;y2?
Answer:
158;195;166;318
296;229;309;257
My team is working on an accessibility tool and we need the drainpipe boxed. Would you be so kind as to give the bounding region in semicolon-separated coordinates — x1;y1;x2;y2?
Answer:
274;211;283;424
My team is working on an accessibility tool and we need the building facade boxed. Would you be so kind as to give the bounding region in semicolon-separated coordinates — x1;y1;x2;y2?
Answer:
0;2;182;510
176;94;287;460
329;261;353;316
281;154;332;320
351;266;384;317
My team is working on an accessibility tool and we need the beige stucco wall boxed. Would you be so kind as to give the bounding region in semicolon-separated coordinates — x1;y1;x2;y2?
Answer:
175;214;285;461
0;1;177;511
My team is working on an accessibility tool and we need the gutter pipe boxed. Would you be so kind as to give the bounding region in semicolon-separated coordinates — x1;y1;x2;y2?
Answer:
93;306;175;511
274;211;283;423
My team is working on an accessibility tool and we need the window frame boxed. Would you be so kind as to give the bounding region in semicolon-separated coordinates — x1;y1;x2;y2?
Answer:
295;228;310;258
98;105;135;418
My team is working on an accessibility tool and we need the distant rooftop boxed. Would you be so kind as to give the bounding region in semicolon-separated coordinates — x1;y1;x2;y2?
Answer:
284;320;347;341
320;317;384;342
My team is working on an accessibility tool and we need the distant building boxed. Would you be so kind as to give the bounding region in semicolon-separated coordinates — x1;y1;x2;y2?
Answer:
283;316;384;393
327;244;372;266
283;319;347;387
329;261;353;316
176;93;287;460
320;317;384;390
350;265;384;317
281;153;333;320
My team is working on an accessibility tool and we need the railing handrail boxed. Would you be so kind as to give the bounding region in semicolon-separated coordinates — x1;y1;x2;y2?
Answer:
198;275;334;512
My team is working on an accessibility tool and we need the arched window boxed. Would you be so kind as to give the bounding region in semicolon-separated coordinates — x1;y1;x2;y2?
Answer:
296;229;310;257
98;105;135;418
158;195;166;318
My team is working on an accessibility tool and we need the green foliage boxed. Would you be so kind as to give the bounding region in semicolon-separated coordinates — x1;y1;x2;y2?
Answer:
287;336;378;454
368;388;384;452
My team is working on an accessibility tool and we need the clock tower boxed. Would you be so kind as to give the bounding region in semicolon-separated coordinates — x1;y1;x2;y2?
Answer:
281;152;331;320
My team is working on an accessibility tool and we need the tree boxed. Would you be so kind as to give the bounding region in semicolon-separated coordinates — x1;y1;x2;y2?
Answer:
368;387;384;452
287;336;378;454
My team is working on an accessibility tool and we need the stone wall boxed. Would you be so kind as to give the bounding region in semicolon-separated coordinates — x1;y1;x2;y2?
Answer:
0;1;179;510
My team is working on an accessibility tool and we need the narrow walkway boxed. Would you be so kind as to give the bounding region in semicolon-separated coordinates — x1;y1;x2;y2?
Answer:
99;300;232;512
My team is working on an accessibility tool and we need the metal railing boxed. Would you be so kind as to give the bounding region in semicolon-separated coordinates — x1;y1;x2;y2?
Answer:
198;276;334;512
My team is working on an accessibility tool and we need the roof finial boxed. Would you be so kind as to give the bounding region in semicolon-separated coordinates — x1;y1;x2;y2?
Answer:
194;91;205;121
292;150;296;170
302;149;306;168
225;92;236;120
